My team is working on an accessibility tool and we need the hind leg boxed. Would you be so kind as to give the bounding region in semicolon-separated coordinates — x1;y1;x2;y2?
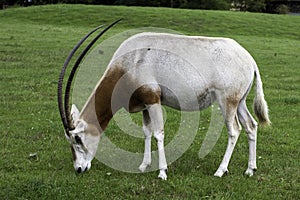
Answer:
237;101;258;176
214;100;242;177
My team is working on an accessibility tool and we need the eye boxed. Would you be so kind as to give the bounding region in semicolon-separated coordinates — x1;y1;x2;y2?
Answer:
74;135;83;145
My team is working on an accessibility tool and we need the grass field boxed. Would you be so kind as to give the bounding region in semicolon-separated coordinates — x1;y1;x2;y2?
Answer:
0;4;299;199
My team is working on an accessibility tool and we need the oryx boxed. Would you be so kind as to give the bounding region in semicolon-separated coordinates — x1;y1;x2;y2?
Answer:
58;20;270;180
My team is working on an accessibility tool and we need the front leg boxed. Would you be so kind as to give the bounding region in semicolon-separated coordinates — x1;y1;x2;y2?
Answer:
148;103;168;180
155;131;167;180
139;110;152;172
138;134;151;172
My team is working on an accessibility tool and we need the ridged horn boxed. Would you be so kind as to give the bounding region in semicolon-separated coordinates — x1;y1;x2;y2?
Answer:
58;19;122;135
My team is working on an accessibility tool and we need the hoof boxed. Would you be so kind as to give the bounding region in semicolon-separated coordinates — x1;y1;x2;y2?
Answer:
214;168;228;177
139;163;151;172
245;168;256;177
158;169;167;180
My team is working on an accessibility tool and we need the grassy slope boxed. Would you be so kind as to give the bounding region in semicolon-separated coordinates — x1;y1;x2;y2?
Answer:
0;4;299;199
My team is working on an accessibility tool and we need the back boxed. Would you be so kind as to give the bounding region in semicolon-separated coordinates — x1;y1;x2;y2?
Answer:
109;32;255;89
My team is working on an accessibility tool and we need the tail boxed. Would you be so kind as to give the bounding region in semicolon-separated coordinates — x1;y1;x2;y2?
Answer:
253;66;271;126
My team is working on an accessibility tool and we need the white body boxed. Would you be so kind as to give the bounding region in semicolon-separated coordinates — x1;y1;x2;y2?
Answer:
110;33;256;111
69;33;270;179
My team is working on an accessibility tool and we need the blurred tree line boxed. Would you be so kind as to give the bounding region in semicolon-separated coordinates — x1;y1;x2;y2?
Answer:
1;0;297;13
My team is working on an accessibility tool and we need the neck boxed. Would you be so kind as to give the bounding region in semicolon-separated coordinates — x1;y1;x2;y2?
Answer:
80;66;125;133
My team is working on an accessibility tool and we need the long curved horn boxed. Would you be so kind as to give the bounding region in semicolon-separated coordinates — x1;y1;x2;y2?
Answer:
64;19;122;131
58;24;104;134
58;19;122;135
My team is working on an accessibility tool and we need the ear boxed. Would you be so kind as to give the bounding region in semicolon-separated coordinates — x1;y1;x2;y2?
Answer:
71;104;80;123
73;120;87;133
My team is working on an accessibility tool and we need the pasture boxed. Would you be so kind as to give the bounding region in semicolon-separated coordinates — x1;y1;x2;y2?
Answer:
0;4;299;199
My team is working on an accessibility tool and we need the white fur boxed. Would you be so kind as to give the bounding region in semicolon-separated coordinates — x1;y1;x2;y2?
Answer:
68;105;100;173
70;32;270;179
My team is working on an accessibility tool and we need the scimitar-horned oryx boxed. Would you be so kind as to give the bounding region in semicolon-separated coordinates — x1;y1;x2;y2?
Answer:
58;20;270;180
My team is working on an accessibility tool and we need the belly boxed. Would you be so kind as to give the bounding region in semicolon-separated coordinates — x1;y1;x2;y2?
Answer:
160;85;215;111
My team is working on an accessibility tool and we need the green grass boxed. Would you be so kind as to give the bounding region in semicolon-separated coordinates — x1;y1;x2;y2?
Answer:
1;4;299;199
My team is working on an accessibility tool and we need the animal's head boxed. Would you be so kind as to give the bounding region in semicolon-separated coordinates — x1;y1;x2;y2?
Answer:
65;105;100;173
57;20;122;173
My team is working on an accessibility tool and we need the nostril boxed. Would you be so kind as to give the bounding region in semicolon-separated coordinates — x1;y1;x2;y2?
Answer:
77;167;82;173
84;167;88;172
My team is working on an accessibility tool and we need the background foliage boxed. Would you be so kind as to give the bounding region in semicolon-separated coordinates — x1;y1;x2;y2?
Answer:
1;0;297;13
